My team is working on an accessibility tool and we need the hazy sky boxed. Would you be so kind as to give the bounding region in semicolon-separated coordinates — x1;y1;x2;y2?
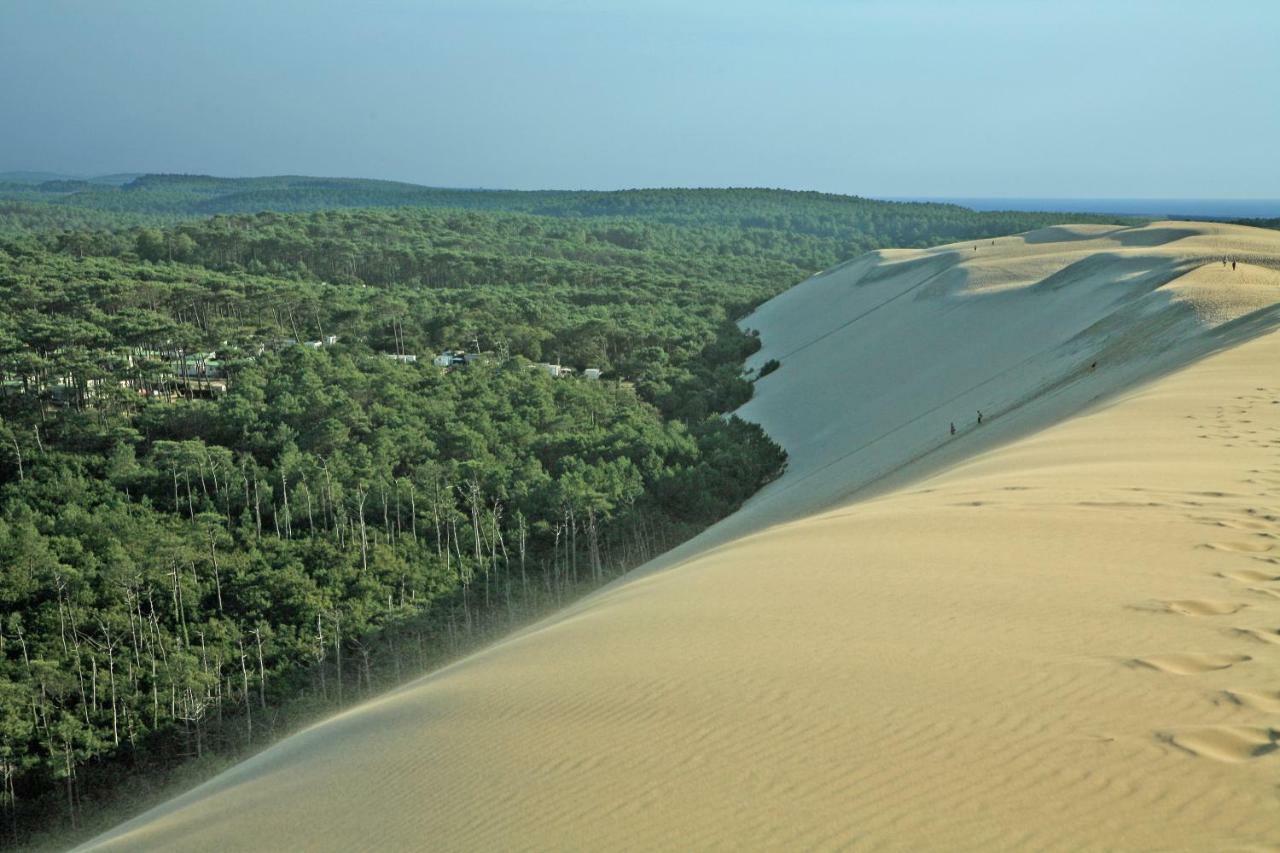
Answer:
2;0;1277;197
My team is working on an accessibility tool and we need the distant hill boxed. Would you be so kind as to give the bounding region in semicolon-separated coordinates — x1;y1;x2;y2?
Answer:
0;170;79;184
0;170;139;186
0;173;1137;250
1236;217;1280;231
87;172;146;186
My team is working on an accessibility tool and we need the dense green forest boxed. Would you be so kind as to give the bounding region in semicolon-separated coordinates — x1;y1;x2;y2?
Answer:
0;174;1136;253
0;189;1131;847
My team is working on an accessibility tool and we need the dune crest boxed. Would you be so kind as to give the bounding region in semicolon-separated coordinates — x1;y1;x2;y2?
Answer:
84;223;1280;851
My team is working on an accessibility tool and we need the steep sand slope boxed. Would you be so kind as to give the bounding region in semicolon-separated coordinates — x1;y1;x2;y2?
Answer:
84;223;1280;851
730;221;1280;532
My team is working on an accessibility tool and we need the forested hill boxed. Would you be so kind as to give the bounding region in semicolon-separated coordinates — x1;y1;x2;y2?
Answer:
0;175;1137;252
0;204;789;843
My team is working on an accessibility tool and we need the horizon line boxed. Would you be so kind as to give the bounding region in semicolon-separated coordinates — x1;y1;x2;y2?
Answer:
3;170;1280;204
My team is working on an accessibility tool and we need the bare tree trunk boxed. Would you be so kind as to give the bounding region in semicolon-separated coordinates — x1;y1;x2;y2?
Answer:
589;507;602;583
517;512;528;601
63;740;77;830
303;481;315;536
281;470;292;540
333;611;343;706
252;472;263;539
252;628;266;709
466;481;485;607
239;638;252;744
100;623;120;746
408;482;418;544
208;529;224;614
382;485;391;545
315;612;327;701
432;477;444;558
356;489;369;573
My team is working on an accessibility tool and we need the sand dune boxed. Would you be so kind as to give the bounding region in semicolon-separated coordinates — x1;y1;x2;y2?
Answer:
83;222;1280;851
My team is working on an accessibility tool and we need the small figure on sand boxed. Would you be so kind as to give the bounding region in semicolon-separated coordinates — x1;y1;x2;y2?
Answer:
976;410;983;425
1090;361;1097;371
950;422;956;436
1232;259;1237;271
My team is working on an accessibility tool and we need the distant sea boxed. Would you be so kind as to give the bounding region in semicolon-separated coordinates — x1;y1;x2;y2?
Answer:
882;197;1280;220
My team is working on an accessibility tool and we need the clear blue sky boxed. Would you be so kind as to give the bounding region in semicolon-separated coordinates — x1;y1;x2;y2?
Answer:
1;0;1277;197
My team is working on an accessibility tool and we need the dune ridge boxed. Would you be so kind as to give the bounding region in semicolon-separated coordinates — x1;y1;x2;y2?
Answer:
83;222;1280;851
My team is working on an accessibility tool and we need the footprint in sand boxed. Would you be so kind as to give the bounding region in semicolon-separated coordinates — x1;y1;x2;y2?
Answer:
1202;540;1275;554
1222;688;1280;713
1196;518;1270;531
1228;627;1280;645
1160;726;1280;763
1129;653;1251;675
1218;569;1280;583
1160;600;1247;616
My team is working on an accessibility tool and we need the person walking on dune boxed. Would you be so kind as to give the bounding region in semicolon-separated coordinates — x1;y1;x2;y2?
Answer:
1232;259;1237;271
977;410;983;425
950;422;956;436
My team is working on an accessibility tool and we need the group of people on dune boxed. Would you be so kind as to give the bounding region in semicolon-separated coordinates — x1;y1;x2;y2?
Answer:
950;410;983;436
949;360;1099;437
